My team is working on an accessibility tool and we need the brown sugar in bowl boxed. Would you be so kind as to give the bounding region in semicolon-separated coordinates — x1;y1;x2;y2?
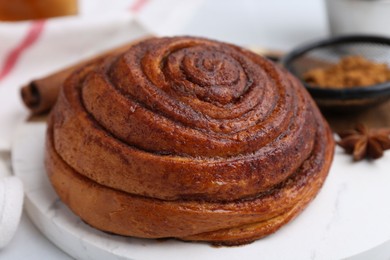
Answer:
282;35;390;111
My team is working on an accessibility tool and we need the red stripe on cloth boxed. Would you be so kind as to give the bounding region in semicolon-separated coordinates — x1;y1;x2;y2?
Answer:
129;0;149;13
0;20;46;81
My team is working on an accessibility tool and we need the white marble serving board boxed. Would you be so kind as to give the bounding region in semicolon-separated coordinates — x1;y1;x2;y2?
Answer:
11;121;390;260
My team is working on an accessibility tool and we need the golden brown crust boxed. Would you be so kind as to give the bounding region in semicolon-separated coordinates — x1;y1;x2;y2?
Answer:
45;36;335;245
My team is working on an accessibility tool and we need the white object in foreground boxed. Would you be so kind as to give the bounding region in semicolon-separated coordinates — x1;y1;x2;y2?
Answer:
0;166;24;249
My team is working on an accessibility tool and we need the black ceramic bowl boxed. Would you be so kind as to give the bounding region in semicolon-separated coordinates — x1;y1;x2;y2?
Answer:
282;35;390;111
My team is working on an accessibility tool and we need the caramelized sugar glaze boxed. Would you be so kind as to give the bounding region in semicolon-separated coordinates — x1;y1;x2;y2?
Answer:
46;37;334;246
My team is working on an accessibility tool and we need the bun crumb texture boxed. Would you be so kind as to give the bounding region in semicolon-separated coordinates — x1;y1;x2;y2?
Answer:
45;36;334;246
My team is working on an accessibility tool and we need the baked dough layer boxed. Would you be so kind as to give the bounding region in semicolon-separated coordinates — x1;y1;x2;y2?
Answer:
46;36;335;245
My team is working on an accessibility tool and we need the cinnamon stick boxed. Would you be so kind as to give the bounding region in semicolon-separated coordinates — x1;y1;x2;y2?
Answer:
21;37;152;115
21;67;73;115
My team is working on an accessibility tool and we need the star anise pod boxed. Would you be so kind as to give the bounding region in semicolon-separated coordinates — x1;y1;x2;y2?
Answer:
337;123;390;161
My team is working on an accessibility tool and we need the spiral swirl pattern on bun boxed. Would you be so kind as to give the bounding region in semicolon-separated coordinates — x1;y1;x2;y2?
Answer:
46;36;334;245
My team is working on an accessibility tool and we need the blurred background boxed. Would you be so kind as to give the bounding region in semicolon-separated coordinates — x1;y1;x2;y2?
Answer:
0;0;329;51
181;0;327;50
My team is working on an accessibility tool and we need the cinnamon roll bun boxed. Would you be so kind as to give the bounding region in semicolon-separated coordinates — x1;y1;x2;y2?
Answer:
45;36;334;246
